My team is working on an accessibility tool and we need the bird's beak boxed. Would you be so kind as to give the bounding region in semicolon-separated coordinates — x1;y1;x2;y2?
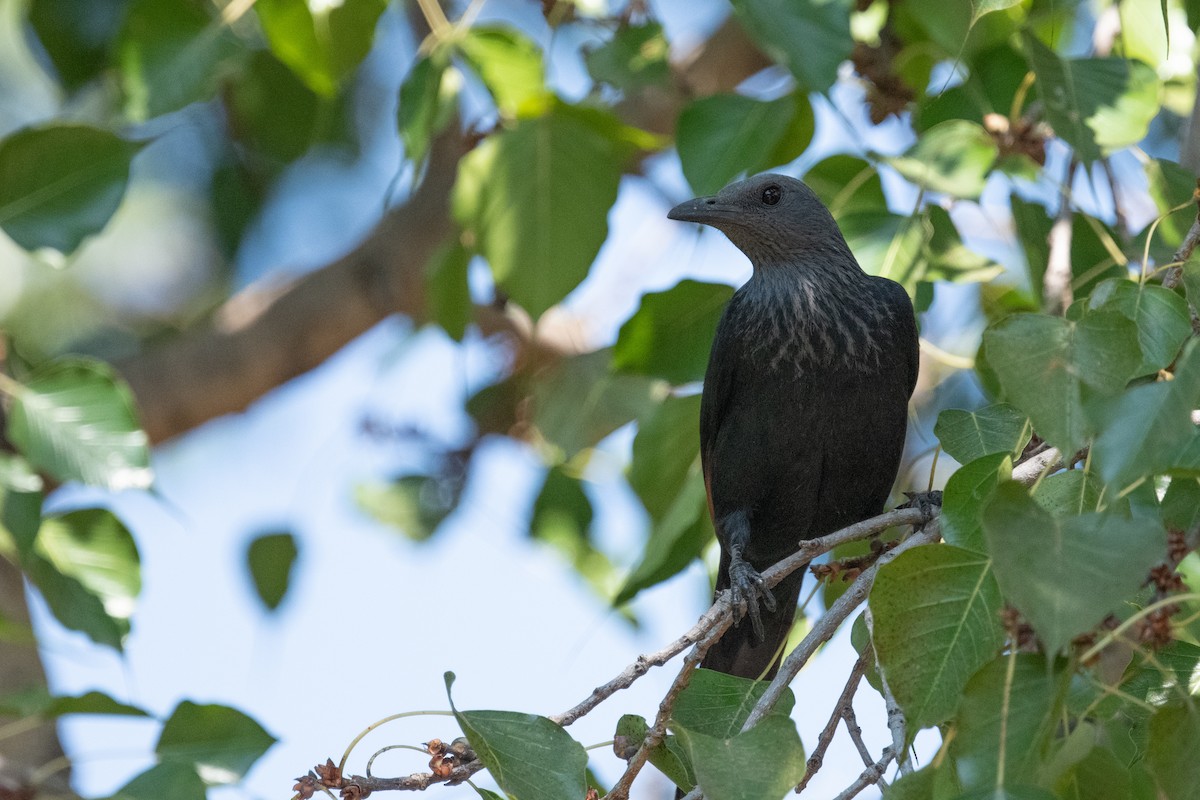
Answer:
667;196;733;226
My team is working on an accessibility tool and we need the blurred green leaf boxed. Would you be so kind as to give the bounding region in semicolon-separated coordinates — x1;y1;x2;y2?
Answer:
398;54;460;165
27;0;129;90
7;357;152;490
627;394;701;521
531;467;619;598
255;0;386;96
24;552;126;649
730;0;851;93
156;701;276;784
982;311;1140;456
1091;341;1200;489
1146;704;1200;800
1119;0;1169;67
453;106;625;319
0;124;141;254
1057;741;1134;800
934;403;1031;465
921;206;1004;285
982;482;1166;654
613;280;733;385
1143;158;1196;256
1087;279;1191;376
226;50;326;164
951;654;1065;790
1162;476;1200;531
111;762;207;800
839;209;925;289
615;470;711;606
1024;33;1159;161
871;544;1005;733
803;156;886;217
584;22;669;91
673;669;795;738
37;508;140;622
0;688;149;718
117;0;244;120
1032;470;1113;516
457;26;549;118
426;239;473;342
941;453;1011;553
246;531;297;612
672;715;805;800
0;456;44;558
887;120;998;198
355;474;456;541
676;93;812;196
445;673;588;800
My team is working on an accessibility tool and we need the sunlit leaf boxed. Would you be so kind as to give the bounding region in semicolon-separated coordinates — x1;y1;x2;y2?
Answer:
457;26;549;118
803;156;886;217
398;53;460;165
887;120;998;198
7;357;152;490
453;106;625;319
934;404;1031;465
37;508;140;621
0;124;141;254
156;701;277;784
584;22;669;91
255;0;387;96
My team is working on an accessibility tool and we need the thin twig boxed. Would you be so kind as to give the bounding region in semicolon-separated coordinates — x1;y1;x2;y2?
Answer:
795;658;867;793
868;605;910;776
842;704;878;776
831;747;897;800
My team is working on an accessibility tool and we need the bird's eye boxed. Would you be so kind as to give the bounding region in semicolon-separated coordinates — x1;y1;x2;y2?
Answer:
761;185;782;206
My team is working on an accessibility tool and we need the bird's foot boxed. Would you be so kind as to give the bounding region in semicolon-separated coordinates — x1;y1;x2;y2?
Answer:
899;490;943;527
727;552;776;644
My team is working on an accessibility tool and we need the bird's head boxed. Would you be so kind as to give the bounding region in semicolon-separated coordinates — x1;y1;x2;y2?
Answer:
667;173;849;267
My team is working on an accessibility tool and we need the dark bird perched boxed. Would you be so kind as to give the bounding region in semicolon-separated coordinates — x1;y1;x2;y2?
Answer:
668;173;919;681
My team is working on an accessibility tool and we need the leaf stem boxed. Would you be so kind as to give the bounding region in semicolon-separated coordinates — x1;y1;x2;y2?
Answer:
1079;593;1200;663
339;710;455;773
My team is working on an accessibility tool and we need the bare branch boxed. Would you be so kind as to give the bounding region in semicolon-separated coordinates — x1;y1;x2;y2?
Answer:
831;747;897;800
867;606;911;776
1042;159;1078;315
794;657;867;793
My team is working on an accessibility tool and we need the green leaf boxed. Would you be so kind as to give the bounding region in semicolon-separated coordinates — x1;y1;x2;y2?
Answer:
672;715;806;800
941;453;1011;553
1087;279;1191;376
531;350;658;461
457;26;549;118
255;0;386;96
982;311;1141;456
0;456;44;558
0;688;149;718
871;544;1006;733
951;654;1065;790
354;474;456;541
1032;470;1113;516
934;404;1032;465
453;107;625;319
584;22;670;91
1162;476;1200;531
1146;704;1200;800
1024;32;1159;161
982;482;1166;654
1060;744;1133;800
887;120;998;199
110;762;207;800
1091;341;1200;489
7;357;152;490
672;669;795;739
627;394;701;521
802;155;887;217
676;94;805;196
615;470;712;605
730;0;852;93
398;54;460;166
1119;0;1169;67
920;206;1004;285
530;466;618;598
156;701;277;784
971;0;1022;23
246;531;297;612
37;508;140;621
0;124;141;254
615;714;694;791
445;673;588;800
613;280;733;385
426;239;473;342
117;0;245;121
839;209;926;290
23;553;126;649
27;0;128;90
226;50;328;164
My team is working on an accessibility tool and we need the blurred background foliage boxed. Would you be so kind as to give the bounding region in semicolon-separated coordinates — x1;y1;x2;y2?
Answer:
3;0;1200;797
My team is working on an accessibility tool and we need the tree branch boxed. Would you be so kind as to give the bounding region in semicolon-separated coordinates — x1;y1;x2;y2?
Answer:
794;656;866;794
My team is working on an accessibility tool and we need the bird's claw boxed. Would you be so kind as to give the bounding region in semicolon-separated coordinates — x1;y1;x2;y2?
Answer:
728;556;775;644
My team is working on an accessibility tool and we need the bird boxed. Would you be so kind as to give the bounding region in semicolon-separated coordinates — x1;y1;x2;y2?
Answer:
667;173;919;681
